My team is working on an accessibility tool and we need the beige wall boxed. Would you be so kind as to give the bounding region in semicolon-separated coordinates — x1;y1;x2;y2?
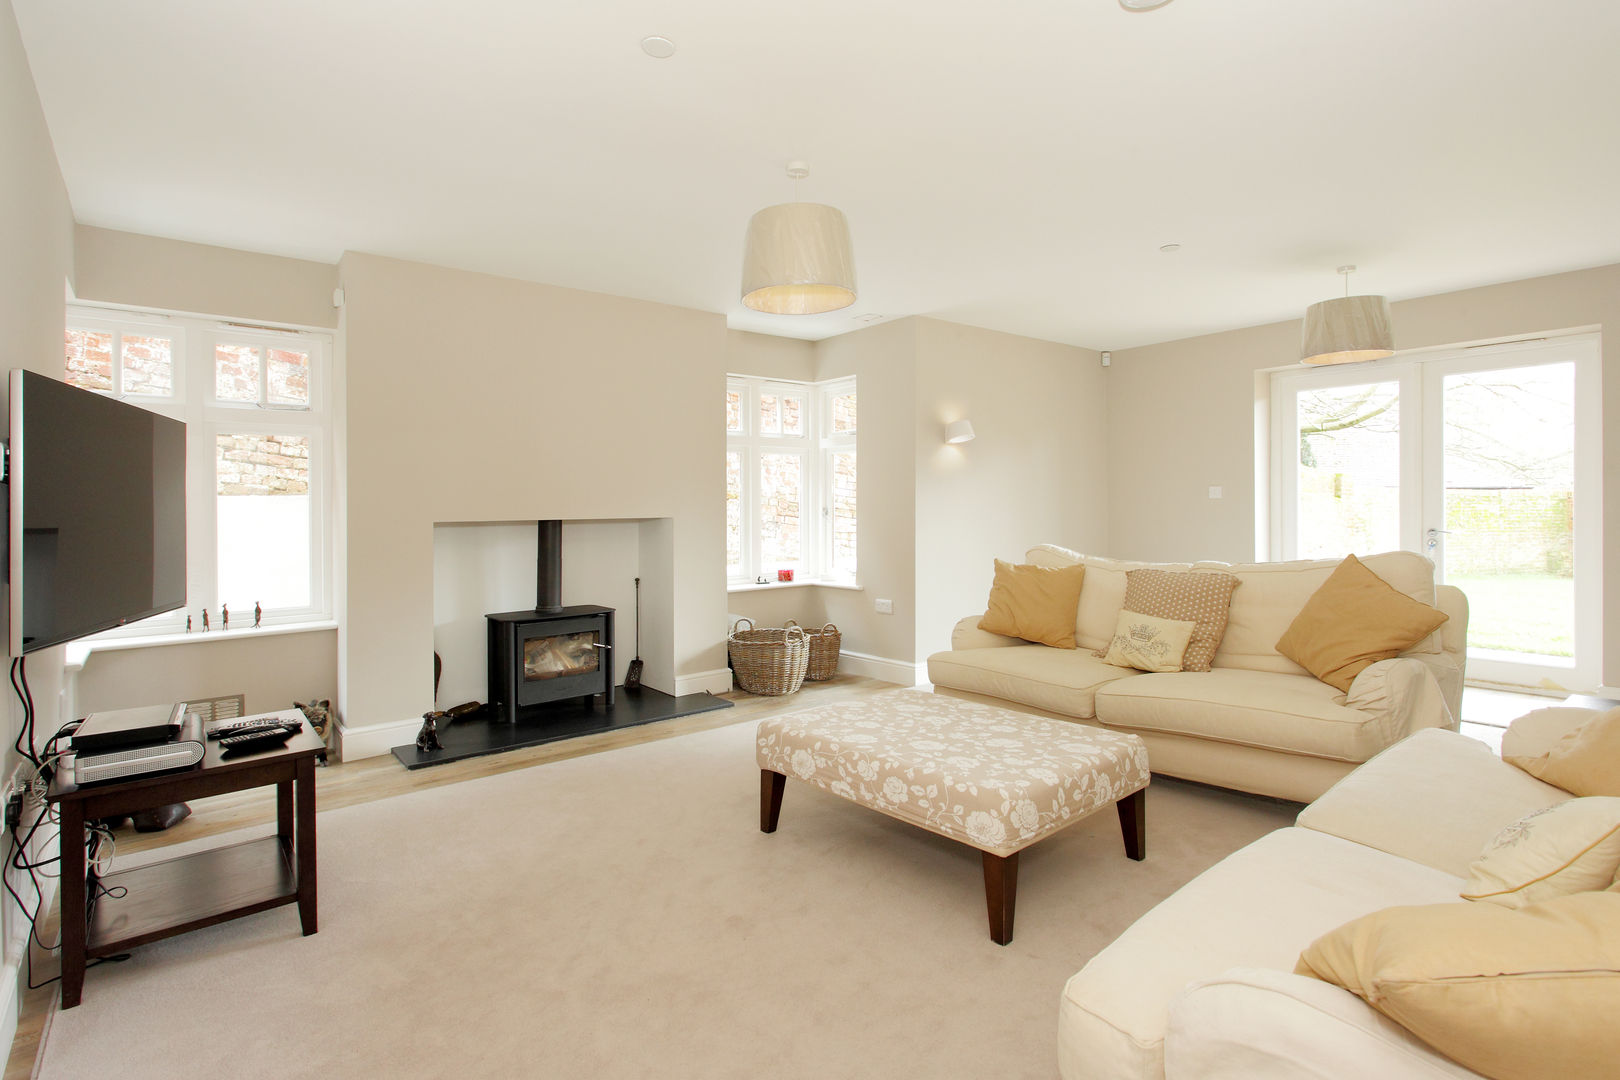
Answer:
1;0;72;1035
75;631;338;717
336;252;730;744
1107;262;1620;686
73;225;339;329
814;319;920;663
912;318;1108;660
1;0;72;750
725;329;814;381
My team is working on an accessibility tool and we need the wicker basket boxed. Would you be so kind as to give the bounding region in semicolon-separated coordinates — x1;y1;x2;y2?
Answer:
728;619;809;696
786;621;842;681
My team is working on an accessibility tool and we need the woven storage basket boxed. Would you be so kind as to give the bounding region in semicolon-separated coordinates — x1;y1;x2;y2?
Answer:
786;621;842;681
728;619;808;696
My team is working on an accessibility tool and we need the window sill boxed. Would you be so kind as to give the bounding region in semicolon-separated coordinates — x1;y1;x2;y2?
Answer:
727;581;863;594
65;619;339;671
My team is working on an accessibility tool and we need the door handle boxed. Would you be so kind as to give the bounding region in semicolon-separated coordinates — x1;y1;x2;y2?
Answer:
1425;528;1450;551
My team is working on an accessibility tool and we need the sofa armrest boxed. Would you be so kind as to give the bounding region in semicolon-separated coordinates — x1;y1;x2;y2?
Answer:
1345;657;1457;746
950;615;1024;651
1165;968;1480;1080
1501;706;1604;760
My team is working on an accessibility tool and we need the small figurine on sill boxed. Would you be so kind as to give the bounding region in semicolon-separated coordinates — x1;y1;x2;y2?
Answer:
201;608;210;632
254;601;263;629
222;603;229;630
186;614;193;634
415;710;445;753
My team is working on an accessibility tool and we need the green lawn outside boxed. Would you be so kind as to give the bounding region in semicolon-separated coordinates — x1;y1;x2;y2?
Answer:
1445;573;1574;657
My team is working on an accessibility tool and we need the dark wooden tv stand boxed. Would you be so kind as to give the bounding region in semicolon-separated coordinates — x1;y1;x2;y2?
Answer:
46;722;324;1008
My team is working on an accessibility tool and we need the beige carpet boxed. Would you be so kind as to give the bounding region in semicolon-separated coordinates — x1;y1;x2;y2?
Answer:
39;719;1295;1079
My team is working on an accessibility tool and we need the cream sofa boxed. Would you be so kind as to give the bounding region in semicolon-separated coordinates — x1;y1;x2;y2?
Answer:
926;547;1468;803
1057;710;1589;1080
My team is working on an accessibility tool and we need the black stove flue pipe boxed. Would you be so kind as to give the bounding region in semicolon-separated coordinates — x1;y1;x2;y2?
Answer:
537;520;563;614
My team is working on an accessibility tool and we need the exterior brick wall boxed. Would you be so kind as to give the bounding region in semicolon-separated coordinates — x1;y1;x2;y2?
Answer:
217;433;310;495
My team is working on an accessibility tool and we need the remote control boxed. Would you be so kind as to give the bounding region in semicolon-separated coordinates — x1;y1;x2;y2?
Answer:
218;727;297;755
207;718;303;740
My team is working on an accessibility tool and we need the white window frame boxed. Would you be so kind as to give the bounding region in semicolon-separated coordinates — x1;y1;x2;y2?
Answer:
726;374;857;586
66;304;334;637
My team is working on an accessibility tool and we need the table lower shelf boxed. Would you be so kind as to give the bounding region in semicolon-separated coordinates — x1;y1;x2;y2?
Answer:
88;835;298;957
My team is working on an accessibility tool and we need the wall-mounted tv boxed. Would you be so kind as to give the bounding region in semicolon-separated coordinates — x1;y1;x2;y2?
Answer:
8;369;187;655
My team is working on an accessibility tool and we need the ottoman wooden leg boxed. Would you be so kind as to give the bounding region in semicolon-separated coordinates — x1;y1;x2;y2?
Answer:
1117;788;1146;861
760;770;786;833
982;851;1019;946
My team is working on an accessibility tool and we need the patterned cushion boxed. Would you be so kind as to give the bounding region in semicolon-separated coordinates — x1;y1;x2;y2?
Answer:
756;690;1150;857
1094;569;1239;672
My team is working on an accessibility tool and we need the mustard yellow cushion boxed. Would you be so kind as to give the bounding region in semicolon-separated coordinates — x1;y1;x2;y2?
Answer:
1506;707;1620;797
1101;610;1196;672
978;560;1085;650
1460;797;1620;907
1296;891;1620;1080
1274;553;1449;692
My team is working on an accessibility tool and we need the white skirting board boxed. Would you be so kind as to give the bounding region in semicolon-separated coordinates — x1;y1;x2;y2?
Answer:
674;668;733;696
334;716;425;761
835;650;923;687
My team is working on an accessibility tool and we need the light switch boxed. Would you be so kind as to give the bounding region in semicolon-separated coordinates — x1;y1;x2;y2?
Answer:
874;598;894;614
1208;486;1223;499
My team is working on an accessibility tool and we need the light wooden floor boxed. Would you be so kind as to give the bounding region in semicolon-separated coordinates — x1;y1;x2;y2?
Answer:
3;676;900;1080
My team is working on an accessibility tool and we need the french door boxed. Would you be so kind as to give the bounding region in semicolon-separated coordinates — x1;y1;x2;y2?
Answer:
1273;334;1601;691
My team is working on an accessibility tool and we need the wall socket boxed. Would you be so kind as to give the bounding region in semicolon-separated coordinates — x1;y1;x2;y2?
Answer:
874;598;894;615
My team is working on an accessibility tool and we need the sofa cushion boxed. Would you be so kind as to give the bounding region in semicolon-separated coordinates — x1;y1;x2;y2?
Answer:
1101;611;1197;673
1296;891;1620;1080
1200;550;1443;675
1298;728;1570;878
1460;797;1620;908
1275;554;1450;692
1505;707;1620;797
1106;568;1240;672
924;645;1138;720
1025;545;1192;653
1057;827;1465;1080
1094;669;1399;763
978;558;1086;649
1166;968;1481;1080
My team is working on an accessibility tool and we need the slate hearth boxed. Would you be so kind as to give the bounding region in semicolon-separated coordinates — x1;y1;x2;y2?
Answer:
389;688;733;770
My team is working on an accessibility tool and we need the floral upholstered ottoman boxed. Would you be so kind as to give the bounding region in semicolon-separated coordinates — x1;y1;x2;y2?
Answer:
756;689;1150;944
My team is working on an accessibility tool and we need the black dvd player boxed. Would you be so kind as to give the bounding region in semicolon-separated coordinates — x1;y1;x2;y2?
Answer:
70;703;189;752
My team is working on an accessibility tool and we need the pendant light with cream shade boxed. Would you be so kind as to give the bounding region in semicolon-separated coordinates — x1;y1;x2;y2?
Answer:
1301;265;1395;365
740;162;857;315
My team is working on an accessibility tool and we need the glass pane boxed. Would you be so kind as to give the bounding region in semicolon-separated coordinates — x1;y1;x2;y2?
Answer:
217;433;311;609
523;631;599;680
779;394;803;436
65;329;113;392
759;393;780;435
1442;363;1575;660
725;388;743;433
725;451;743;571
831;450;857;576
120;334;174;397
1295;381;1401;559
831;391;857;434
215;344;261;402
759;452;802;566
267;347;310;406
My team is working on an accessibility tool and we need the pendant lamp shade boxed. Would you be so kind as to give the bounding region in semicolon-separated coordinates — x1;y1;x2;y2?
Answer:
741;202;856;315
1301;294;1395;366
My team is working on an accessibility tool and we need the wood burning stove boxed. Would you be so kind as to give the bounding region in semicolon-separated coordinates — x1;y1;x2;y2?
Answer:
485;521;615;722
487;605;615;720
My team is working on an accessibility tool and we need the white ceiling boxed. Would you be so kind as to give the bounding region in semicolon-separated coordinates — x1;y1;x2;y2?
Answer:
15;0;1620;349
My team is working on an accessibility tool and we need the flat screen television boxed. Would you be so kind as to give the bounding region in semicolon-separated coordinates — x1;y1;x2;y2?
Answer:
8;369;187;655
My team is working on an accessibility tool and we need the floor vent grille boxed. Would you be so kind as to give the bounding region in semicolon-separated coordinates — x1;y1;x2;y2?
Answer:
184;694;246;725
